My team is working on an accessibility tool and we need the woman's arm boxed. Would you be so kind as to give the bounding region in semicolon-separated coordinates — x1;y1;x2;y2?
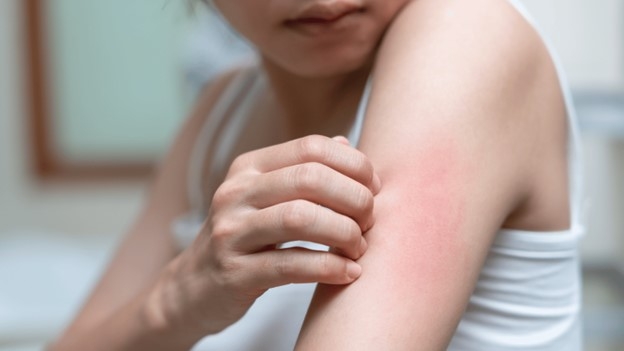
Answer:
50;69;381;350
296;0;564;349
48;70;240;350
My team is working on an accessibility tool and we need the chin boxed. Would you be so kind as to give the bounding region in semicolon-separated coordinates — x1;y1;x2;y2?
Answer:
266;43;377;78
287;55;372;78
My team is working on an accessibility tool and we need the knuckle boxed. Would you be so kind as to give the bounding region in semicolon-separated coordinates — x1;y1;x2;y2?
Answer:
211;187;228;209
211;256;242;289
343;219;362;246
212;179;244;208
353;186;374;214
297;135;328;161
209;217;238;243
315;254;336;279
280;200;315;231
274;254;296;277
292;163;323;192
211;183;230;208
230;153;250;173
353;153;374;183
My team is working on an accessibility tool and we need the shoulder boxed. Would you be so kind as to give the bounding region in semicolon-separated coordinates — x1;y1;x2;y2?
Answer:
168;63;256;159
188;64;256;128
366;0;561;149
374;0;553;102
147;64;254;212
161;66;242;171
361;0;567;225
381;0;546;65
360;0;565;212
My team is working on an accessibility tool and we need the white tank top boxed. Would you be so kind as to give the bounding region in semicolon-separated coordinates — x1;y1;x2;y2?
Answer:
172;1;585;349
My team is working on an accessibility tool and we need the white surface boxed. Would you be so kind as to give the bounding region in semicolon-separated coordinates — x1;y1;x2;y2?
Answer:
48;0;189;162
0;231;116;345
0;0;149;239
522;0;624;92
0;344;45;351
574;94;624;261
577;97;624;139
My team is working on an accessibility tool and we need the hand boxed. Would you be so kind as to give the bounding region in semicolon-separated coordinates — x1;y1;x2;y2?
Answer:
151;135;381;336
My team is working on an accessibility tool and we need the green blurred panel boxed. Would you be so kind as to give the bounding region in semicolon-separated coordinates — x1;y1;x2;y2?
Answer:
48;0;189;162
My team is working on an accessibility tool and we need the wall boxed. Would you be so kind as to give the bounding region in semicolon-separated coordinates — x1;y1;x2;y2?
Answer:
48;0;188;161
0;0;145;240
1;6;147;342
522;0;624;92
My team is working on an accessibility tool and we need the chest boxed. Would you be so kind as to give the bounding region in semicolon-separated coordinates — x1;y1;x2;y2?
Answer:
199;90;357;204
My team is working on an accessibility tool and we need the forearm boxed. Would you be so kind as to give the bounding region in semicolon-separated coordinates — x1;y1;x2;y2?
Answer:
47;280;204;351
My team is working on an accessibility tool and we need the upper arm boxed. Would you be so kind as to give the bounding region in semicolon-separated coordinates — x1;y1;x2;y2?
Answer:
60;69;239;335
296;0;552;349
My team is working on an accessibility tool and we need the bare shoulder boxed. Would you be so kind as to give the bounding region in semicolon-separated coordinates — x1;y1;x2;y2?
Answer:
366;0;569;229
185;65;249;130
379;0;548;72
365;0;558;151
375;0;558;105
156;63;250;187
144;64;251;217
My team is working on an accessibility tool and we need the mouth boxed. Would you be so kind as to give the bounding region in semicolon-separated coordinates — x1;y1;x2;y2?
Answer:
284;1;365;33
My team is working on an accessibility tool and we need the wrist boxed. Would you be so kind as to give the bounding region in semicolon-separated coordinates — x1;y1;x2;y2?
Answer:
141;282;172;334
140;262;206;345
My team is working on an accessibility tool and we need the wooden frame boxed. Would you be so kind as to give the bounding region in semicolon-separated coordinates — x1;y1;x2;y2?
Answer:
23;0;153;180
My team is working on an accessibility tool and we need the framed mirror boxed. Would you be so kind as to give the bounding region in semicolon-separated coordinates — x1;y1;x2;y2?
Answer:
24;0;195;179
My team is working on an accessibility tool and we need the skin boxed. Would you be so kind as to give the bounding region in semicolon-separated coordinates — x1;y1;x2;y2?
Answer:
212;0;410;134
49;0;570;349
296;0;569;349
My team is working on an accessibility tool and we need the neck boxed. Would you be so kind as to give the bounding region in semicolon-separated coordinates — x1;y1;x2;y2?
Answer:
260;57;372;137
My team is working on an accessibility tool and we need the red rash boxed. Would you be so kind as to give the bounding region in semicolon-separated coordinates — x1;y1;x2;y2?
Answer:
366;136;470;292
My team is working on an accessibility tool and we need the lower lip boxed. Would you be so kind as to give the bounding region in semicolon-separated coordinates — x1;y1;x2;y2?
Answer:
284;10;363;36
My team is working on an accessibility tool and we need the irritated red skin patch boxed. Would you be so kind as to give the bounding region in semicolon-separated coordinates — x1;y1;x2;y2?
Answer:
301;137;475;346
365;136;470;294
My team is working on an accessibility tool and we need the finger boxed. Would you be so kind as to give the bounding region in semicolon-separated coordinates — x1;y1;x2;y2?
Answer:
372;172;382;195
232;135;379;194
332;135;382;194
249;163;375;230
242;247;363;288
234;200;366;260
332;135;351;146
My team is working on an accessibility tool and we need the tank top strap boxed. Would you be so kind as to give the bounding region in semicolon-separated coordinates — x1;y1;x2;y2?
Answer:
187;65;259;213
204;69;263;206
173;66;259;250
347;75;373;147
556;53;586;234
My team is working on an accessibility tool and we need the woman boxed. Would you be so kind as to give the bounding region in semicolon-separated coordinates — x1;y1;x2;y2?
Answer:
50;0;583;350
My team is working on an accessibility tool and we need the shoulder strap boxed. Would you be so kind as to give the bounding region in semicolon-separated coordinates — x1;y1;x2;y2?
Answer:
348;76;373;147
187;66;258;213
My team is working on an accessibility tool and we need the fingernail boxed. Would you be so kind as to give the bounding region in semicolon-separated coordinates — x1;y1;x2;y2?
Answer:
359;237;368;256
347;261;362;280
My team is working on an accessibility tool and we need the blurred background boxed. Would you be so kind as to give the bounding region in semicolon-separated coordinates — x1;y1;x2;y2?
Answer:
0;0;622;350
